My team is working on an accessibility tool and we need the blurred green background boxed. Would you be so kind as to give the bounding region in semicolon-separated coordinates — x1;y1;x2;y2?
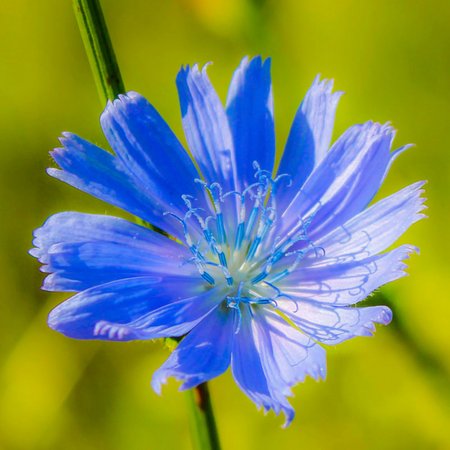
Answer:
0;0;449;449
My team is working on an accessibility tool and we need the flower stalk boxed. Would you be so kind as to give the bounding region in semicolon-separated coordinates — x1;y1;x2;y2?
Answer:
185;383;221;450
73;0;125;103
71;1;221;448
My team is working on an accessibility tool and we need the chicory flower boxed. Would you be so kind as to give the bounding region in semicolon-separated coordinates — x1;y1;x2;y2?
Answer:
31;57;425;425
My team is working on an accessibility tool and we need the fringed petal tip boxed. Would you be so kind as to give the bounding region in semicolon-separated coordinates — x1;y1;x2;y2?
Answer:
400;244;420;259
101;90;148;116
262;400;296;428
29;222;49;263
392;143;414;158
28;244;41;261
47;304;68;335
53;133;94;163
308;360;327;381
46;167;62;180
235;55;271;70
151;369;200;396
311;74;344;100
343;121;394;142
384;244;420;279
47;134;94;180
416;180;429;218
350;305;393;340
281;407;295;428
150;369;204;396
368;120;395;138
150;372;165;395
177;61;213;82
253;396;296;428
57;131;76;147
377;306;393;326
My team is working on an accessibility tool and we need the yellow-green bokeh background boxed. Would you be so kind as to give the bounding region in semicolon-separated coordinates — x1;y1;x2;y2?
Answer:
1;1;449;449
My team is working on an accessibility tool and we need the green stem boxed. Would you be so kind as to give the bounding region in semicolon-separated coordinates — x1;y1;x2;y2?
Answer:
73;0;125;104
186;383;221;450
72;2;222;449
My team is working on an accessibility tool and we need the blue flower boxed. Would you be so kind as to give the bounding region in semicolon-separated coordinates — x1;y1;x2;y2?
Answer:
31;57;425;426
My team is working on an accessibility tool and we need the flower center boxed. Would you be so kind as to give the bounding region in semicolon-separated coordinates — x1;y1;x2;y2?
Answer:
169;163;321;313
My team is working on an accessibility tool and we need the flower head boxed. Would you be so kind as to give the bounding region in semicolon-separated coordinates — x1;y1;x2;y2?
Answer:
31;57;425;425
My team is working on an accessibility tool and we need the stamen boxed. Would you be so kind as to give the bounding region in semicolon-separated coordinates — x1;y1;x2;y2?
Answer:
267;246;315;283
164;211;216;285
267;269;289;284
233;193;247;251
226;281;279;330
251;270;268;284
200;271;216;285
273;173;292;188
245;204;276;263
245;203;260;241
221;264;234;286
207;182;228;246
234;222;245;251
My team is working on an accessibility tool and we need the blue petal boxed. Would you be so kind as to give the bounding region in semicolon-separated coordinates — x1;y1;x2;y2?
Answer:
279;245;416;306
277;76;342;211
279;299;392;345
226;56;275;190
176;64;237;192
314;181;426;259
30;212;195;292
152;305;235;392
48;132;199;242
101;91;211;215
48;277;221;341
280;122;400;242
231;308;302;427
93;288;224;341
249;309;326;427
